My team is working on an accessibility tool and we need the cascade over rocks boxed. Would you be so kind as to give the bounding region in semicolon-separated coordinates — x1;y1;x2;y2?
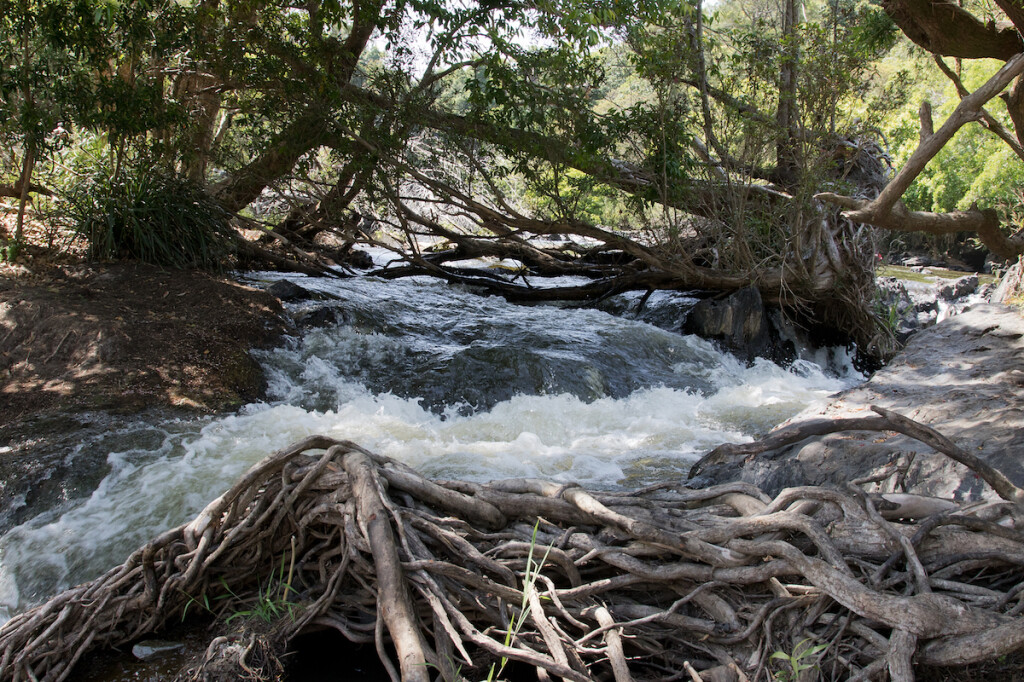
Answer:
874;273;984;344
292;304;347;328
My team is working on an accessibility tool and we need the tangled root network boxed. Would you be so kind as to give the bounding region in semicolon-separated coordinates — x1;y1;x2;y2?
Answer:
3;415;1024;681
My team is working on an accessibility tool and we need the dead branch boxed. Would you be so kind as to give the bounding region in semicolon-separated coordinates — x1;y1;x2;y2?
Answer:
816;53;1024;260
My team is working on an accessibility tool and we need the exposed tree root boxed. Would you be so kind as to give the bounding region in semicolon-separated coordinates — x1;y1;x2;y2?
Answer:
2;417;1024;681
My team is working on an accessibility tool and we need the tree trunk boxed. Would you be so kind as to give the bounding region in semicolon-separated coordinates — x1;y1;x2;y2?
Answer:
773;0;800;188
881;0;1023;60
212;110;333;213
14;141;35;247
177;72;224;182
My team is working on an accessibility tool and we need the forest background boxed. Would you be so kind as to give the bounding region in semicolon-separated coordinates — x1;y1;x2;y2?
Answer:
2;0;1024;356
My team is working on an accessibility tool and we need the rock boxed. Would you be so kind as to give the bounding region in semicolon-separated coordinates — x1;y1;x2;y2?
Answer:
956;241;989;272
902;255;935;268
936;274;978;301
876;275;980;344
132;639;185;661
267;280;314;301
266;280;338;302
312;231;349;249
991;259;1023;303
913;298;937;314
692;304;1024;502
293;306;346;328
340;249;374;269
684;286;771;362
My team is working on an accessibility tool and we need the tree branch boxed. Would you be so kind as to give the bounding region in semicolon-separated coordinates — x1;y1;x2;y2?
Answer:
882;0;1023;60
932;55;1024;161
816;54;1024;258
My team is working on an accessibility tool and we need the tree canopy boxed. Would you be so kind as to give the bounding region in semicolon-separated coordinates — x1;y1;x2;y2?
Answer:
2;0;1022;354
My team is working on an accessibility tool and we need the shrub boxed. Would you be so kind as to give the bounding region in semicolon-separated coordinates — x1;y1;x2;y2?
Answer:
63;164;234;270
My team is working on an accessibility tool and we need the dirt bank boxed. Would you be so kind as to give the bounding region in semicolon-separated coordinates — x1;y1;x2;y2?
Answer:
0;260;288;532
1;261;287;421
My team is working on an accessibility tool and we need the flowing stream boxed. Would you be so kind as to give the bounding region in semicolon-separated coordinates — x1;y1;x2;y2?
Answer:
0;264;861;622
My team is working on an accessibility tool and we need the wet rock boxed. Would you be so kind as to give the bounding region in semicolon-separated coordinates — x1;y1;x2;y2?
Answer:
684;286;771;362
340;249;374;269
936;275;978;302
267;280;314;301
266;280;338;302
132;639;185;661
293;306;346;328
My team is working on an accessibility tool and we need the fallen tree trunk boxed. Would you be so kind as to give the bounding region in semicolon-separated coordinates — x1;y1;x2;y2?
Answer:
2;419;1023;681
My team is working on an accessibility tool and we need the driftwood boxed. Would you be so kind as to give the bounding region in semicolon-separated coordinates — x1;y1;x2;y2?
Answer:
2;412;1024;681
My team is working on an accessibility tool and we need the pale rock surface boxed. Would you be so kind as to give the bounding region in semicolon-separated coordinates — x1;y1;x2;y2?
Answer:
695;303;1024;501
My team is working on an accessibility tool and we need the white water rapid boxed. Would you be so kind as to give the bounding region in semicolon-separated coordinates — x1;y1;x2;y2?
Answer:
0;266;861;622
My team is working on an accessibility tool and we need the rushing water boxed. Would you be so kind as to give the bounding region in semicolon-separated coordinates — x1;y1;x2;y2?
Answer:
0;264;861;622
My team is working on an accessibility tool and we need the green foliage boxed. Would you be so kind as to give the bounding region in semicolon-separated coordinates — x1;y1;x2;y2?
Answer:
1;239;23;263
488;520;552;682
881;56;1024;218
770;638;828;682
221;569;298;625
62;162;234;270
181;550;299;625
959;146;1024;214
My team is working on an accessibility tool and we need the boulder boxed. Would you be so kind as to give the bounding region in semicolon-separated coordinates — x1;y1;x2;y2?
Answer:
991;258;1024;303
340;249;374;270
293;306;346;328
267;280;314;302
266;280;338;302
692;304;1024;502
936;274;978;302
684;286;772;362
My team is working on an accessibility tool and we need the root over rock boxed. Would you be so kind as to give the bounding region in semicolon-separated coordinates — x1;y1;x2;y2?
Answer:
2;426;1024;681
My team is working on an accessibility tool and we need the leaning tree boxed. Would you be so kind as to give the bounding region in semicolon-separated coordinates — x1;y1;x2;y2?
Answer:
218;0;902;354
6;0;1022;353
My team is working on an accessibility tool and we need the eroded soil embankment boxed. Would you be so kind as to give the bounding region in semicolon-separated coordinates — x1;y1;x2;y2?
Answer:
1;262;286;420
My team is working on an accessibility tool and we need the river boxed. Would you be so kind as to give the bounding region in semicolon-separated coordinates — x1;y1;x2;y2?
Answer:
0;261;861;622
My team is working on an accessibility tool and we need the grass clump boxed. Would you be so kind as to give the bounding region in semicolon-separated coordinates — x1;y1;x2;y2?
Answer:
63;164;234;270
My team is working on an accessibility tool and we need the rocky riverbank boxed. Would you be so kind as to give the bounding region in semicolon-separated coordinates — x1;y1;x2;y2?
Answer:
692;302;1024;500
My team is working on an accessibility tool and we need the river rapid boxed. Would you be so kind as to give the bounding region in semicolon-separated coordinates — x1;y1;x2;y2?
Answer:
0;262;861;622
